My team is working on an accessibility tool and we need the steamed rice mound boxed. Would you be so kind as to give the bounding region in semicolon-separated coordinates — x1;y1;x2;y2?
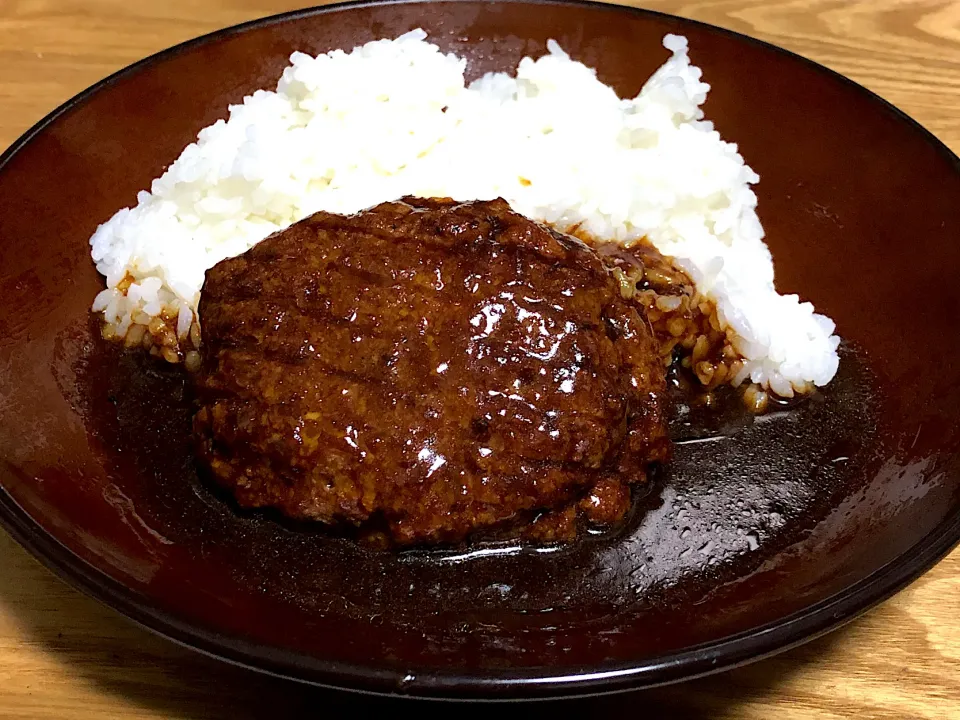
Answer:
89;30;841;397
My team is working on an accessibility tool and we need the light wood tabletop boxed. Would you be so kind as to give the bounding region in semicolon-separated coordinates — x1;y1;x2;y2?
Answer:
0;1;958;717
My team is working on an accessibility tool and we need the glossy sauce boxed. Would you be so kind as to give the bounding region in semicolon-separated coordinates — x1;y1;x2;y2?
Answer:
193;198;671;545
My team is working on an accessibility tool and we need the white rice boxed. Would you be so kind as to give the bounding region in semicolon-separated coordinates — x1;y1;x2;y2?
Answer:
89;30;840;395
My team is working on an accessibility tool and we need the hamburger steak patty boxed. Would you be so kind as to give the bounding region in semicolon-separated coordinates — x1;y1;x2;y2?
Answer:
193;197;670;545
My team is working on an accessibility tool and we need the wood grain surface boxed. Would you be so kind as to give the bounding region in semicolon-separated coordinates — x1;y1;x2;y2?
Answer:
0;1;958;718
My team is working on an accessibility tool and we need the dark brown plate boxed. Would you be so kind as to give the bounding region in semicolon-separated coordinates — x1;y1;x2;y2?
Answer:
0;0;958;700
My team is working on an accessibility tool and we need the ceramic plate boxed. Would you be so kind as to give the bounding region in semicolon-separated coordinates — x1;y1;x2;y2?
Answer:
0;0;958;699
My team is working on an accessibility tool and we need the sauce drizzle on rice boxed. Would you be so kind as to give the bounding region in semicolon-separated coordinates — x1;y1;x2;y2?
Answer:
88;30;840;398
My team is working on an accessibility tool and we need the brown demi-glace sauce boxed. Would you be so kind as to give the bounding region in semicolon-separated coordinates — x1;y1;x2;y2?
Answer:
193;197;671;546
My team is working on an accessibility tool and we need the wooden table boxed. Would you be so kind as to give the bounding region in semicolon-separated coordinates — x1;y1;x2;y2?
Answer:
0;1;957;717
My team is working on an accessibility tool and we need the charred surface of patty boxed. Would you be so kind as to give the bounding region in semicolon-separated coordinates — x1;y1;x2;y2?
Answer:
194;197;670;546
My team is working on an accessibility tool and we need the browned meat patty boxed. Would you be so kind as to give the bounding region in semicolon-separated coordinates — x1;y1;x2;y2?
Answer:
193;197;670;545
